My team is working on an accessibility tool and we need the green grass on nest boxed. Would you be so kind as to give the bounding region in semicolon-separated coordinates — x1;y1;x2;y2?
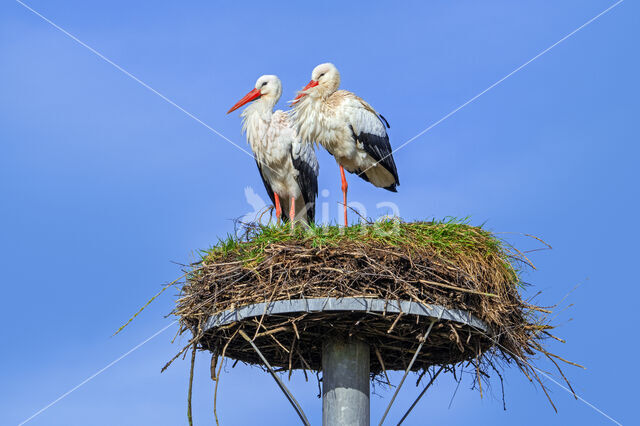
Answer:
199;218;521;283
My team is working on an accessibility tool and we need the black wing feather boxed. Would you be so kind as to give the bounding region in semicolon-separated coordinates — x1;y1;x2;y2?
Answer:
290;149;318;223
255;160;290;221
378;114;390;129
350;125;400;192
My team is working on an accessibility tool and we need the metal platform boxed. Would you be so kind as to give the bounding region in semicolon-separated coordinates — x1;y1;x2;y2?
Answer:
203;297;491;426
203;297;489;333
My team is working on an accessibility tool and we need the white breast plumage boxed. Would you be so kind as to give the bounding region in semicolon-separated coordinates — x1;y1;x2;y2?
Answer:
241;103;318;224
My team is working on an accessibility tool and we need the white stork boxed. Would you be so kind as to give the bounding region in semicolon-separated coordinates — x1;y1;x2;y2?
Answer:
291;63;399;226
227;75;319;227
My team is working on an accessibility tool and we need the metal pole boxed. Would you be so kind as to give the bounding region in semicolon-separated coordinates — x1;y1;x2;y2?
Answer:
322;338;370;426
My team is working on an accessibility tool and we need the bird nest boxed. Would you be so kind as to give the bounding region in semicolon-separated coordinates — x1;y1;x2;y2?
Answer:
170;219;577;410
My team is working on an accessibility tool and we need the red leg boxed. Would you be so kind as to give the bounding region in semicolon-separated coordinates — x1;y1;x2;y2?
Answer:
290;197;296;229
340;165;348;226
274;193;282;222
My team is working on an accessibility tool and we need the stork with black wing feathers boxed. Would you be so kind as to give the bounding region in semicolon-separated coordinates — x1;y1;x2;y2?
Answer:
227;75;319;227
291;63;399;226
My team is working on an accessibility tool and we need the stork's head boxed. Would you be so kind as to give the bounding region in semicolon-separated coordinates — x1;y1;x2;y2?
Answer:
227;75;282;114
292;63;340;104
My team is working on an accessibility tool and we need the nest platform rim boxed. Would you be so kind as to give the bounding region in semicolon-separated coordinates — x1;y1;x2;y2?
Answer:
204;296;490;335
198;296;495;372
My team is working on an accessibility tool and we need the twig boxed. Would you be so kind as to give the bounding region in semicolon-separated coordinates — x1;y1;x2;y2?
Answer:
288;335;297;380
373;346;391;386
214;329;238;426
210;351;218;381
114;272;188;336
419;280;499;298
387;311;404;334
187;343;196;426
254;326;289;339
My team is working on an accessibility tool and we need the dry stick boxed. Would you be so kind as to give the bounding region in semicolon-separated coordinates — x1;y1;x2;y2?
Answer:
187;343;197;426
252;320;290;353
492;231;552;251
529;366;558;413
269;333;290;354
252;277;282;340
489;361;507;410
531;340;584;369
526;305;553;314
288;334;297;381
162;337;197;372
292;321;300;340
448;366;463;409
501;240;536;270
396;365;444;425
544;352;579;397
342;202;374;224
214;329;238;426
476;354;483;398
254;326;289;339
378;319;437;426
237;330;311;426
418;279;499;298
296;347;312;381
414;369;427;387
210;351;218;381
114;272;189;336
387;311;404;334
458;311;576;411
374;345;391;386
536;325;567;343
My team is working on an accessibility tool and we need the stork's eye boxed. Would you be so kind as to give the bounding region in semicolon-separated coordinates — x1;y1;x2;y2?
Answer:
261;82;268;87
319;73;325;78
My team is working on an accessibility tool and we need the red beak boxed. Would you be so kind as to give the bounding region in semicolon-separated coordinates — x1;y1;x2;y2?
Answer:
227;88;262;114
291;80;319;105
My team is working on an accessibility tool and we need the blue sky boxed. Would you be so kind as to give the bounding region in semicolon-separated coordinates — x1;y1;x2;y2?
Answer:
1;0;637;424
